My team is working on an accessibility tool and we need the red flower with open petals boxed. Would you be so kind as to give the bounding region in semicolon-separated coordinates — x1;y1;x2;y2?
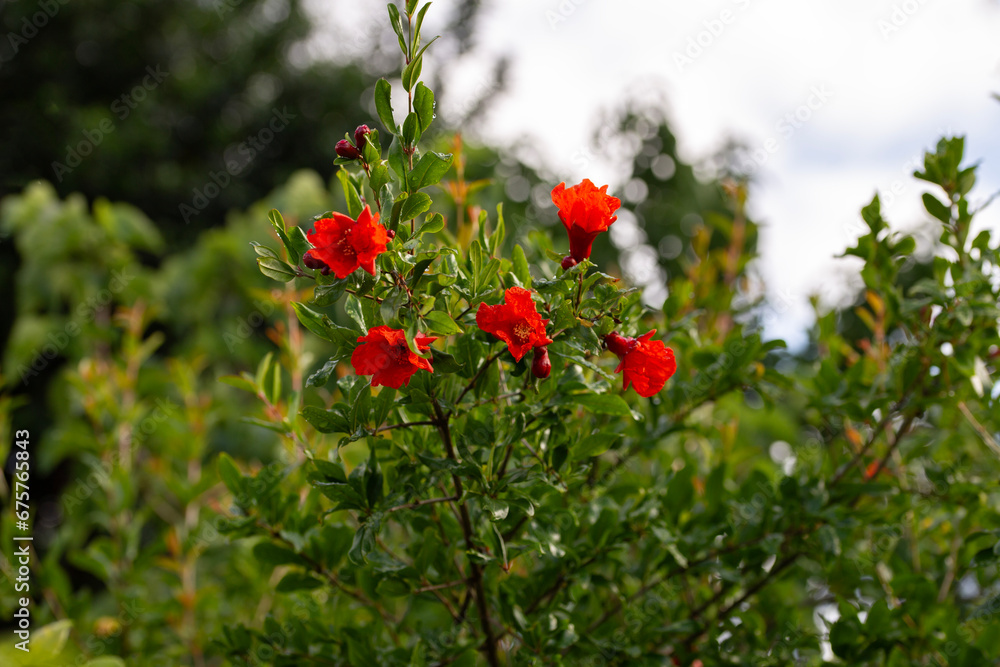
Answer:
551;179;621;262
476;287;554;362
351;326;437;388
605;330;677;398
304;206;388;279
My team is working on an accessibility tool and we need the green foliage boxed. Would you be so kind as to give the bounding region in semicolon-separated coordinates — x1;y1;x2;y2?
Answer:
2;4;999;666
221;7;1000;666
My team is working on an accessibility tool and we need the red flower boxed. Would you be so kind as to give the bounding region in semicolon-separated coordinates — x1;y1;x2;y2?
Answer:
605;330;677;398
551;179;621;262
305;206;389;279
351;326;437;388
475;286;554;362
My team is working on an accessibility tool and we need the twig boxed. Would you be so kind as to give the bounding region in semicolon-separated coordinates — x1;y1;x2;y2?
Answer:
452;349;504;412
957;401;1000;458
432;400;501;667
376;420;437;433
386;495;459;513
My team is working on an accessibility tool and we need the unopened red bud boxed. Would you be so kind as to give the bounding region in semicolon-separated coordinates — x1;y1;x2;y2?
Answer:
532;346;552;379
354;124;372;150
561;256;577;271
335;139;362;160
386;229;396;240
303;250;330;275
604;332;633;358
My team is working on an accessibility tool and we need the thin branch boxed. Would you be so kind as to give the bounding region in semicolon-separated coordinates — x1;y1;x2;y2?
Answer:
415;579;467;594
958;400;1000;458
452;349;504;412
376;420;437;433
431;400;501;667
387;495;459;513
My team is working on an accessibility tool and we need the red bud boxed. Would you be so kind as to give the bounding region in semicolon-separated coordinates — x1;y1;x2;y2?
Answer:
303;251;331;275
532;346;552;379
604;332;633;358
560;255;577;271
335;139;362;160
386;229;396;241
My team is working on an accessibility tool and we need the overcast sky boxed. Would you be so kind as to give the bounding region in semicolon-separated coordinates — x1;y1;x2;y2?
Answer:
309;0;1000;346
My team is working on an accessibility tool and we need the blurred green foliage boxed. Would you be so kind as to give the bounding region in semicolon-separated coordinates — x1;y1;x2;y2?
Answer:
1;1;999;665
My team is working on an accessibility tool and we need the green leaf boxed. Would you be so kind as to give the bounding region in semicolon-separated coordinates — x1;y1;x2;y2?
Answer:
373;387;396;427
402;112;420;147
268;208;286;235
370;162;391;197
417;212;446;235
220;374;258;394
257;257;297;282
251;241;279;259
423;310;463;335
400;192;432;221
414;82;434;133
306;359;338;388
217;453;244;496
409;151;453;192
386;3;408;56
337;169;364;219
380;288;408;328
345;295;367;332
481;496;509;522
293;302;346;341
301;406;351;434
489;203;506;255
556;394;633;417
402;55;423;92
84;659;127;667
252;542;307;568
275;572;323;592
574;433;621;459
283;225;311;265
922;192;952;224
375;78;397;133
512;244;531;287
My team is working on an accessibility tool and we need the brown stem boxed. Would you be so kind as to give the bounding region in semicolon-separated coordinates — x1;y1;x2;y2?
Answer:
386;495;459;513
432;400;500;666
451;349;503;413
376;420;437;433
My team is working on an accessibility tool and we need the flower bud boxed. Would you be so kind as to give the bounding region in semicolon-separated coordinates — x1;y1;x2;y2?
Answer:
531;345;551;379
303;250;331;275
354;124;372;150
560;255;577;271
335;139;362;160
604;332;633;357
386;229;396;241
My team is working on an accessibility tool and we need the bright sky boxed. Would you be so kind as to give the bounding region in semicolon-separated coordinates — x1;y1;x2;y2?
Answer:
307;0;1000;346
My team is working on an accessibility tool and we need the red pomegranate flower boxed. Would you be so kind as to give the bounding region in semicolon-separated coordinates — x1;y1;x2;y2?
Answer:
551;179;621;262
304;206;388;279
605;330;677;397
475;287;554;362
351;326;437;388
